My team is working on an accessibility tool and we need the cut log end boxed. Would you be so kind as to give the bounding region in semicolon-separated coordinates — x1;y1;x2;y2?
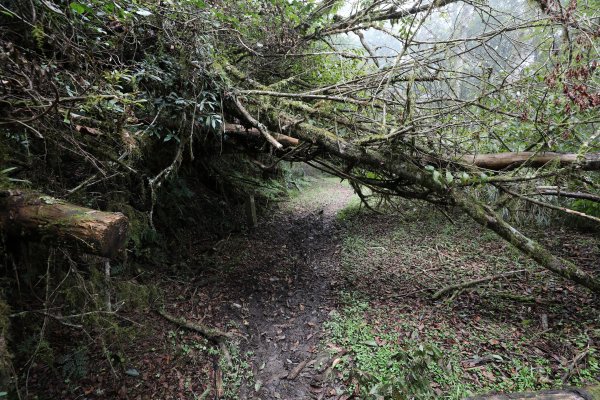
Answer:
0;190;129;258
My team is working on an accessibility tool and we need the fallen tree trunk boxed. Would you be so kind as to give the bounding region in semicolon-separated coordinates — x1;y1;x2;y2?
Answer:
0;189;128;257
535;187;600;203
270;110;600;293
224;61;600;293
457;152;600;171
466;386;599;399
452;191;600;292
224;123;300;147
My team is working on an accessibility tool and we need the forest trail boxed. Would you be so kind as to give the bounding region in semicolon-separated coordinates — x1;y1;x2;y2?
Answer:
20;175;600;400
232;177;355;399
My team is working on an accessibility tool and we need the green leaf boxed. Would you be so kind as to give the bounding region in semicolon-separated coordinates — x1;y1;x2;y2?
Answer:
445;170;454;184
432;170;441;185
69;2;87;14
135;9;152;17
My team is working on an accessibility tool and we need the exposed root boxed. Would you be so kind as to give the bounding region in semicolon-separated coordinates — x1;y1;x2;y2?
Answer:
432;269;528;300
156;308;232;344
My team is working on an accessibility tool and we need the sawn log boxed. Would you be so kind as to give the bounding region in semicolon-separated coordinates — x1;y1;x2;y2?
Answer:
0;189;128;257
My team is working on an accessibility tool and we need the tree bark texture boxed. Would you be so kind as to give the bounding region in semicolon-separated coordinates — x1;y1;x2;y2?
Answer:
0;189;128;257
224;123;300;147
466;386;599;399
457;152;600;171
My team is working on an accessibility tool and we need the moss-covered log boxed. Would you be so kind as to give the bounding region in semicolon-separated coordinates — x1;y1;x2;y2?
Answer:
0;190;128;257
452;191;600;293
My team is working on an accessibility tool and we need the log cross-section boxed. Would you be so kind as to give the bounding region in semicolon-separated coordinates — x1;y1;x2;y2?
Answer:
0;190;128;258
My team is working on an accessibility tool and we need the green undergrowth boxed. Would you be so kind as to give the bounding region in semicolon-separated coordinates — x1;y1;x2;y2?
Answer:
326;292;600;399
164;328;252;399
325;204;600;398
326;293;469;399
336;196;363;222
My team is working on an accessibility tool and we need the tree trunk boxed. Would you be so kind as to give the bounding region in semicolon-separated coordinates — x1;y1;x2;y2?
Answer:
466;386;599;399
224;123;300;147
457;152;600;171
452;191;600;292
535;187;600;203
0;189;128;258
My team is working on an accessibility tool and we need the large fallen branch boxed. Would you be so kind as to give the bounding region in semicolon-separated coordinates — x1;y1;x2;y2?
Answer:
277;113;600;293
452;191;600;292
0;189;128;257
229;96;283;150
224;123;299;147
457;152;600;171
224;62;600;293
535;187;600;203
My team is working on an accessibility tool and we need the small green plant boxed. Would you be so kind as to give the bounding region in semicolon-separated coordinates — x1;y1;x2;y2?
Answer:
336;197;363;222
219;343;253;399
325;293;470;399
59;346;89;382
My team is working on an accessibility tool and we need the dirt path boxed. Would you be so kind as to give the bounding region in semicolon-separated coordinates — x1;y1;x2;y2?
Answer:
224;177;354;399
25;175;600;399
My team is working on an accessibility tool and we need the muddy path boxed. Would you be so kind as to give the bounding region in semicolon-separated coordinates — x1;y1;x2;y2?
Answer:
216;177;354;399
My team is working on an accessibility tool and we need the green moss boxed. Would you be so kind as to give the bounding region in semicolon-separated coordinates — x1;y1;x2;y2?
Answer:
107;203;154;252
115;281;160;311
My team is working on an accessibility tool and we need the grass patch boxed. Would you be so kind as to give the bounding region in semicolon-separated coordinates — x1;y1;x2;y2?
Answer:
336;196;362;222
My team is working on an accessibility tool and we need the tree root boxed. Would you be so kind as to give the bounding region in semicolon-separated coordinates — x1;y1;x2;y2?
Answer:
432;270;527;300
156;308;232;344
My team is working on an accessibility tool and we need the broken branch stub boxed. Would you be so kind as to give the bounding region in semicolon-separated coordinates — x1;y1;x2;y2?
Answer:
0;189;128;258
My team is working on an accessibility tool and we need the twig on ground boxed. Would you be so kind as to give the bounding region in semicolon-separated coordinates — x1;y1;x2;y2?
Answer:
561;348;590;384
432;269;528;300
287;359;309;380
